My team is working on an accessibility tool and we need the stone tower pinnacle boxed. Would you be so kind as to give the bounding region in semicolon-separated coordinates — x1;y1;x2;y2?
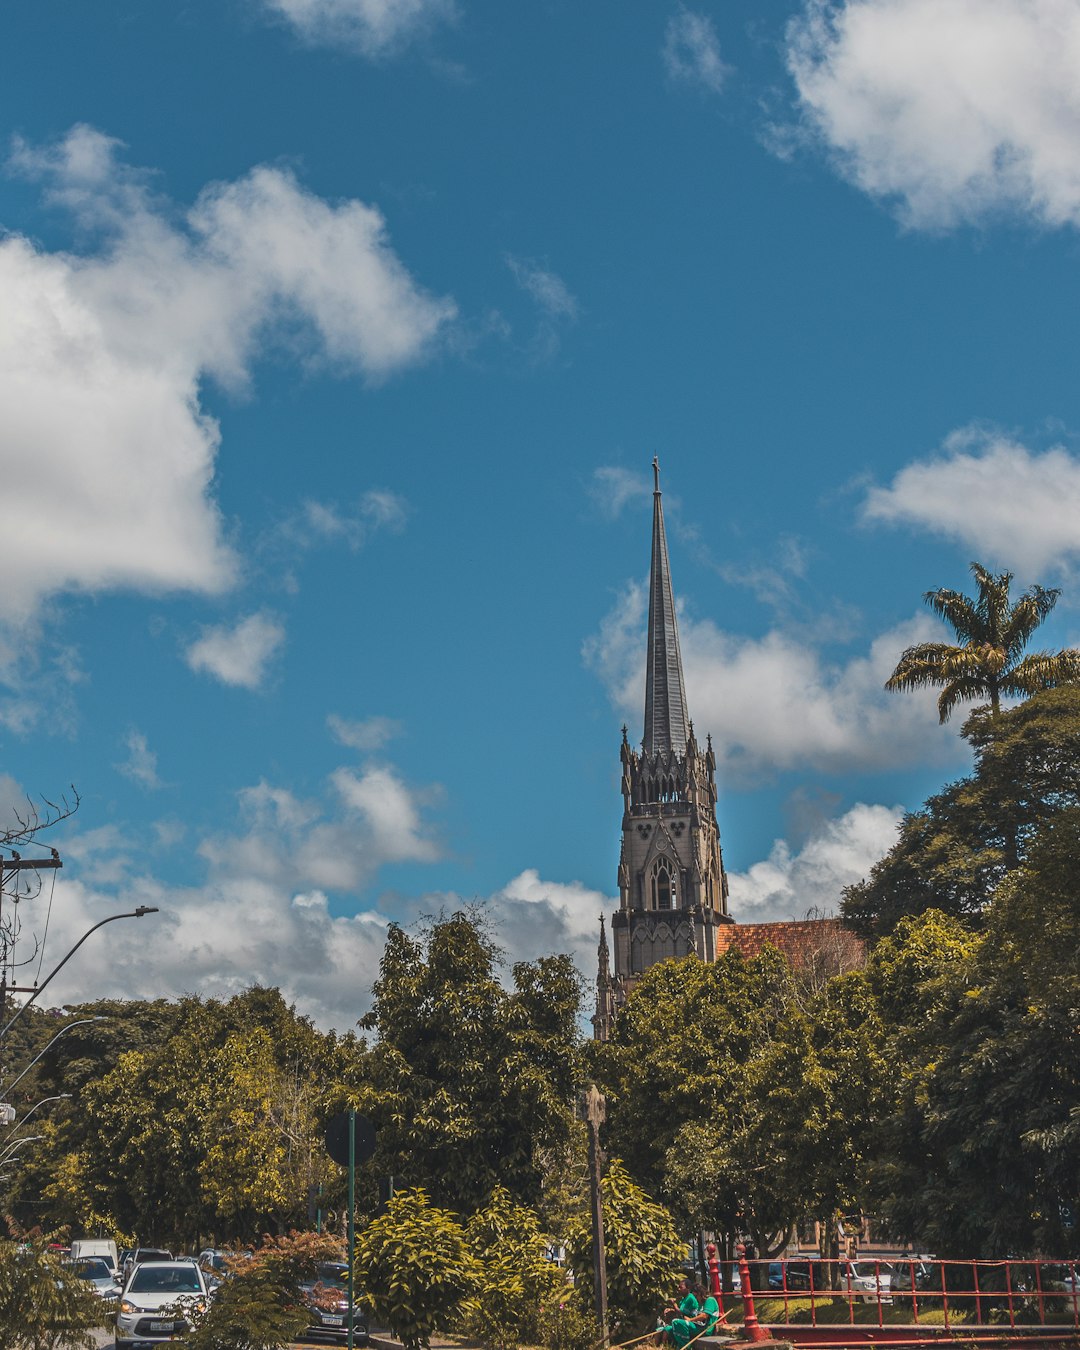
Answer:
595;460;731;1040
643;457;690;757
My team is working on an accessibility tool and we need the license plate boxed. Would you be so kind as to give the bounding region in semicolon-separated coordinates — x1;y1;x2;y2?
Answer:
149;1321;174;1331
323;1315;343;1325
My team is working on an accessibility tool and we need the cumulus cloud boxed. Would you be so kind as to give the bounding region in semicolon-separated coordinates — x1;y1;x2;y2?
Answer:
186;613;286;689
863;428;1080;575
23;758;445;1028
727;801;904;920
0;125;454;625
261;0;455;56
116;730;162;790
328;713;403;751
787;0;1080;229
663;9;730;94
585;583;956;780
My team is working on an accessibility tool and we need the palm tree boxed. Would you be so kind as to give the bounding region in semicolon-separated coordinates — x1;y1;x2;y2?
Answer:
886;562;1080;723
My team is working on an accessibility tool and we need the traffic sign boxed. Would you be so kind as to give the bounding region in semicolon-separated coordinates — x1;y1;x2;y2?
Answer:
324;1111;376;1167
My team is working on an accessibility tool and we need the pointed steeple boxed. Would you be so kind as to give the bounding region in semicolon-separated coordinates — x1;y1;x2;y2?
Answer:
643;457;690;757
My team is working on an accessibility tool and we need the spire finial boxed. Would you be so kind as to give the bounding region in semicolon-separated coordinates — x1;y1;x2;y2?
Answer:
653;455;661;493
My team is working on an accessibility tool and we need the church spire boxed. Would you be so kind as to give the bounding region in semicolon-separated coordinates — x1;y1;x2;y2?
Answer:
643;456;690;757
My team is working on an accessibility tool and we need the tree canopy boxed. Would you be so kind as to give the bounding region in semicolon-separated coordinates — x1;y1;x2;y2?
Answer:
885;561;1080;722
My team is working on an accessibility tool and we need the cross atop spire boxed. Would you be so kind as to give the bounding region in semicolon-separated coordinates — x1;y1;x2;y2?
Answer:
643;457;690;757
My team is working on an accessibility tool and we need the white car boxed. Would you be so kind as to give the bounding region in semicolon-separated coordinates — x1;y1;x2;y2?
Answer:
65;1255;121;1299
115;1259;209;1349
841;1261;893;1303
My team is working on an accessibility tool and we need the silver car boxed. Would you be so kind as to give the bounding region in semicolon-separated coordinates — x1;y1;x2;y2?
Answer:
115;1259;209;1349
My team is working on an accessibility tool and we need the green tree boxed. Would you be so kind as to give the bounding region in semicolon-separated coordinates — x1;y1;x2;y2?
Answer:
565;1159;684;1335
355;913;582;1212
843;686;1080;935
594;948;799;1248
861;828;1080;1257
354;1188;482;1350
885;561;1080;722
0;1230;103;1350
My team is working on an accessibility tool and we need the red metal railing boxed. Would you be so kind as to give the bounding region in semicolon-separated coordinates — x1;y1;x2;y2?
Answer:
732;1257;1080;1337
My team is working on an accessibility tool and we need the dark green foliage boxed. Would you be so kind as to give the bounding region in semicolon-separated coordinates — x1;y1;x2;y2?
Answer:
355;912;583;1211
865;813;1080;1256
843;686;1080;936
182;1268;306;1350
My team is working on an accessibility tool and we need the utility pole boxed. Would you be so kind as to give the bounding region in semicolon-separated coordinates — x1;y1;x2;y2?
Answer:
584;1083;608;1346
0;855;62;1014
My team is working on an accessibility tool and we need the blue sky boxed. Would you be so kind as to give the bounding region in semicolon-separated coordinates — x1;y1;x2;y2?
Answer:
2;0;1080;1026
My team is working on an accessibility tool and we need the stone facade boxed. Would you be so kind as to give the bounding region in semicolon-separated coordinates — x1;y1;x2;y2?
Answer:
594;461;732;1040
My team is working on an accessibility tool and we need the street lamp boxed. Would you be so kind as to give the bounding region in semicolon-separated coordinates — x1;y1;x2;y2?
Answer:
0;908;158;1039
0;1135;42;1166
5;1094;71;1142
0;1017;104;1099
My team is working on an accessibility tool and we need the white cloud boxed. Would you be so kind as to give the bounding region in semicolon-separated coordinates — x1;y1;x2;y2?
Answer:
728;801;904;920
116;730;162;790
663;9;730;94
281;490;410;553
261;0;455;56
0;125;454;625
185;613;286;689
591;466;652;519
585;583;957;781
506;256;579;320
23;758;446;1029
787;0;1080;229
328;713;403;751
863;428;1080;575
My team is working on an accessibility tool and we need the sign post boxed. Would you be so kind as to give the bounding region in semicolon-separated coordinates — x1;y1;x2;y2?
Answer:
323;1111;377;1350
348;1107;355;1350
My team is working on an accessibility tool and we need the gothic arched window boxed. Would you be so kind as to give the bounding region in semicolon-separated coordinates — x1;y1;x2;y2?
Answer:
650;858;675;910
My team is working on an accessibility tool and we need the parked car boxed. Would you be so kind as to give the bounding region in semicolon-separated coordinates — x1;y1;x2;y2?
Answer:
298;1261;368;1345
840;1260;894;1303
115;1259;209;1348
121;1248;174;1282
768;1260;819;1292
64;1256;121;1300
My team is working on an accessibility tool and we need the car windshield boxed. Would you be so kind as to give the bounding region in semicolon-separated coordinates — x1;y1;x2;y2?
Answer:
315;1265;348;1290
129;1267;202;1294
73;1259;112;1279
851;1263;891;1280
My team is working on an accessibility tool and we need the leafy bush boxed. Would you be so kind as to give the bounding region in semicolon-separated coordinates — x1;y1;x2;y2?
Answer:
566;1159;684;1335
463;1186;565;1350
0;1228;104;1350
354;1188;482;1350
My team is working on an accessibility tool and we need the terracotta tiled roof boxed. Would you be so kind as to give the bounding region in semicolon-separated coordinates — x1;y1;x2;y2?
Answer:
715;917;865;972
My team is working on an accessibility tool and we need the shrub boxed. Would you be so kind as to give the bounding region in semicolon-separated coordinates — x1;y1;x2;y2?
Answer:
354;1188;482;1350
463;1186;565;1350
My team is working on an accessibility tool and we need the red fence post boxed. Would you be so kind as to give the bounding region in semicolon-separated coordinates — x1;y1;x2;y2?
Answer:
736;1243;768;1343
706;1242;723;1315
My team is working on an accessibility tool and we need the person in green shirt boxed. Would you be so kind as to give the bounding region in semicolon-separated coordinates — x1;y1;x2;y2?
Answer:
660;1282;720;1347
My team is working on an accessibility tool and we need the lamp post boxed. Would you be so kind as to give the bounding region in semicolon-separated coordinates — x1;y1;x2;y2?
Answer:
0;1135;42;1166
0;1018;103;1098
5;1094;71;1145
0;908;158;1039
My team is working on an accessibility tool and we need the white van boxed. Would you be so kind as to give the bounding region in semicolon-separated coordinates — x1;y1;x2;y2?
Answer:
70;1238;118;1273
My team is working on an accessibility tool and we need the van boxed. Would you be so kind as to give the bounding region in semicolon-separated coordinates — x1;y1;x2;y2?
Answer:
70;1238;118;1273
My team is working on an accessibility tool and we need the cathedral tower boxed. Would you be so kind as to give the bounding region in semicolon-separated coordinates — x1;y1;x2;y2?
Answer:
596;460;731;1038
